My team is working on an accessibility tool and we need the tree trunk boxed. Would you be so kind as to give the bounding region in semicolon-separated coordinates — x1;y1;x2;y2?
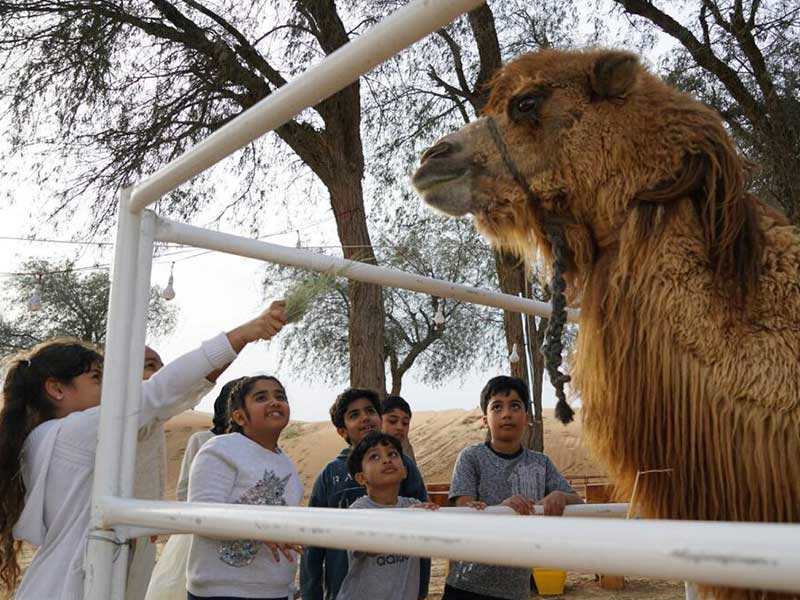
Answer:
493;250;545;451
328;177;386;394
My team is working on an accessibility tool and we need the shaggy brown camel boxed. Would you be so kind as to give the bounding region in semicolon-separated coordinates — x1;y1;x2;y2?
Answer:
413;49;799;600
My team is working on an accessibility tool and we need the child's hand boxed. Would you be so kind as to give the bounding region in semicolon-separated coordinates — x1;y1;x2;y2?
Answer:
227;301;287;351
501;495;535;515
264;541;302;562
410;502;439;511
464;500;487;510
536;490;568;516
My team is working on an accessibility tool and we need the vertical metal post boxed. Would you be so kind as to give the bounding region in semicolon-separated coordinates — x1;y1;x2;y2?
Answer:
85;189;142;600
109;210;157;598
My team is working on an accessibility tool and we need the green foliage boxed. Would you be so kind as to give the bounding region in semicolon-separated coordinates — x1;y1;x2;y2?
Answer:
0;259;178;356
284;272;339;323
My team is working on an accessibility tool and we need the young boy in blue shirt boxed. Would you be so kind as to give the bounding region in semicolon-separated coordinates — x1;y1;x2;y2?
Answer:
300;388;430;600
443;376;583;600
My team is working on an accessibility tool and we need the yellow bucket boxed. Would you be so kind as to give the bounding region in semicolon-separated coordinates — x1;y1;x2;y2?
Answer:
532;568;567;595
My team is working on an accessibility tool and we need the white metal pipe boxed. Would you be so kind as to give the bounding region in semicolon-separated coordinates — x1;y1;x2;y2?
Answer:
109;211;157;599
154;217;578;321
101;498;800;594
128;0;486;213
114;503;630;540
85;190;142;600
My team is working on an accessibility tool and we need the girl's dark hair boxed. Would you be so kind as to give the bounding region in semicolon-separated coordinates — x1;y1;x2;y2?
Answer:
211;378;245;435
0;339;102;592
227;375;285;434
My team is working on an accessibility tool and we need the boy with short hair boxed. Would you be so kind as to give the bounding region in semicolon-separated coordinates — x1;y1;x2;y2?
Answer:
442;376;583;600
336;432;438;600
300;389;431;600
381;395;416;461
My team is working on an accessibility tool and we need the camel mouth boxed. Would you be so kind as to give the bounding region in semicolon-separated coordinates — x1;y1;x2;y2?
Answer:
412;171;474;217
411;160;470;193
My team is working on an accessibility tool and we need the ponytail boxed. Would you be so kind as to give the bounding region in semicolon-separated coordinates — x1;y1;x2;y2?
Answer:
0;339;101;593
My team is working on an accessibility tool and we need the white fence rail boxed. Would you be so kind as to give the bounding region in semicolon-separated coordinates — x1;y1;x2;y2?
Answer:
102;498;800;594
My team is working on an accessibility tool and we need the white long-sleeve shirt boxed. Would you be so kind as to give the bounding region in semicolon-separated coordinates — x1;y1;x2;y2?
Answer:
13;333;237;600
187;433;303;599
176;429;215;501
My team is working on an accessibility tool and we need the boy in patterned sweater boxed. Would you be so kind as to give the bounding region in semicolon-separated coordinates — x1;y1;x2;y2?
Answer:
442;376;583;600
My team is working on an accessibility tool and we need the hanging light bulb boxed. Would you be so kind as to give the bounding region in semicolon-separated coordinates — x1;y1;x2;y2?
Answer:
433;300;445;326
161;263;176;301
295;230;302;249
27;274;43;312
509;343;520;363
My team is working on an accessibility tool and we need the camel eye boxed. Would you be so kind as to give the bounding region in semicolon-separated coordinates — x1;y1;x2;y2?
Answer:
509;94;544;122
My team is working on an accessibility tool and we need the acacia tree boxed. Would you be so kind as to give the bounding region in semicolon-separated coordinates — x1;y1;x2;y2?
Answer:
0;0;385;390
612;0;800;223
265;213;506;394
0;259;177;355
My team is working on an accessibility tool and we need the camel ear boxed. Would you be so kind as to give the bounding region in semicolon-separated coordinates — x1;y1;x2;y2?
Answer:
590;51;639;100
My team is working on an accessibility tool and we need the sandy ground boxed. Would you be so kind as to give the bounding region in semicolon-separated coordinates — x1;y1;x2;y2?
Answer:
7;408;685;598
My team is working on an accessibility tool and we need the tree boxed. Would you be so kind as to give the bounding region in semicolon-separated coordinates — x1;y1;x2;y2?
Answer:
0;259;177;355
0;0;385;391
612;0;800;223
265;213;506;394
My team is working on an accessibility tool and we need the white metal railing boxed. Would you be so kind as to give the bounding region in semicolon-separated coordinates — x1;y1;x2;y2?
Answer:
101;498;800;594
82;0;800;597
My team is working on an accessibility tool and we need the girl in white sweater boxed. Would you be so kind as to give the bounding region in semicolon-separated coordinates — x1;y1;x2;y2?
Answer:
187;375;303;600
0;301;287;600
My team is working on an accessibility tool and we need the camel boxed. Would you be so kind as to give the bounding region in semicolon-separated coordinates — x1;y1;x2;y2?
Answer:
412;48;799;600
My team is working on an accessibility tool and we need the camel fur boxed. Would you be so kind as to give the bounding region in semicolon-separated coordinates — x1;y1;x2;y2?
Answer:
412;48;800;600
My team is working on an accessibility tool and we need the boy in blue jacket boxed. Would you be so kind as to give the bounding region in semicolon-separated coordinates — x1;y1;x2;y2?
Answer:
300;388;430;600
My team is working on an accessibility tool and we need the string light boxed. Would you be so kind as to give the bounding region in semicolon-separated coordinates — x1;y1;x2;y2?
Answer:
509;343;520;363
433;299;445;327
161;263;176;301
27;274;43;312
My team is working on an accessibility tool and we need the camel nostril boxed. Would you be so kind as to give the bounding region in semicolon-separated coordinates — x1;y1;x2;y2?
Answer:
421;141;459;164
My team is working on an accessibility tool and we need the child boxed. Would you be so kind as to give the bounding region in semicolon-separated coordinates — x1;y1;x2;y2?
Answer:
300;388;430;600
186;375;303;600
145;378;244;600
129;346;215;600
381;395;416;462
442;376;583;600
336;432;438;600
0;301;287;600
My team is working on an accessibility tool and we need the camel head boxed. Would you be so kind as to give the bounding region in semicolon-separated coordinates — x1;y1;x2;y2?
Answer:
413;49;762;301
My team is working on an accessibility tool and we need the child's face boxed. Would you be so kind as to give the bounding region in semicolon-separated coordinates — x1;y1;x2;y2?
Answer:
337;397;381;446
483;390;528;444
234;379;290;436
355;441;407;488
46;362;103;416
381;409;411;441
142;347;164;381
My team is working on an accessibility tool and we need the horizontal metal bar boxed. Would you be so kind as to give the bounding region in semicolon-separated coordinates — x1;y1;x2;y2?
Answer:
154;217;578;321
128;0;486;213
101;497;800;594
